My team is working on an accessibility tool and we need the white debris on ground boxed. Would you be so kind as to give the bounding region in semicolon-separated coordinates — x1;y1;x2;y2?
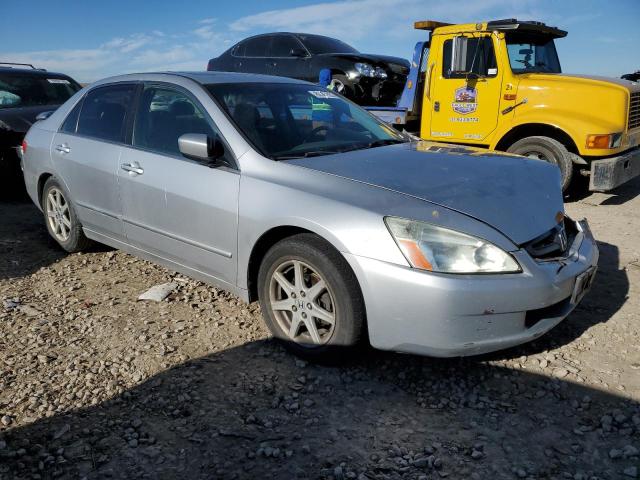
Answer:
137;282;178;302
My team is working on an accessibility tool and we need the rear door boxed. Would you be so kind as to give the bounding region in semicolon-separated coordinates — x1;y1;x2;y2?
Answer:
51;83;138;241
235;36;270;74
117;83;239;285
266;34;308;80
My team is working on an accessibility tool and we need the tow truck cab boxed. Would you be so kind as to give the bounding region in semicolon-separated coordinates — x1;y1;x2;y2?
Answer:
369;19;640;191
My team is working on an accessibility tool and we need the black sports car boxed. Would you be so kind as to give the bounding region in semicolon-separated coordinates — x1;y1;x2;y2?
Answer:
0;64;81;193
207;33;410;106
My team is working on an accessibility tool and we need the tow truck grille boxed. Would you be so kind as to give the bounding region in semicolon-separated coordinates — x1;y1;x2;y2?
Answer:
630;92;640;130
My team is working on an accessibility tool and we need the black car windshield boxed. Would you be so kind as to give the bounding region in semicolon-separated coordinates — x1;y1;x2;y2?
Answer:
0;73;81;109
296;34;359;55
207;82;406;159
505;33;561;74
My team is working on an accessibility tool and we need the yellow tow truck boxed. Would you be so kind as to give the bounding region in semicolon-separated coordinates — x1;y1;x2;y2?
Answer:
366;19;640;191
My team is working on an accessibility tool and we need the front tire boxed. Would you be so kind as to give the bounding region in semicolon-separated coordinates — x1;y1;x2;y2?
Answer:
257;233;365;362
506;136;574;191
42;177;92;253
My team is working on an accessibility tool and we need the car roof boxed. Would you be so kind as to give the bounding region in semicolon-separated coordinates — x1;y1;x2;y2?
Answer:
0;66;74;78
92;71;313;87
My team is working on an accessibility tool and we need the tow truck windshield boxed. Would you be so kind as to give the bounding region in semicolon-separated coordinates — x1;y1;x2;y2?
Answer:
0;72;81;109
207;82;406;160
505;34;561;74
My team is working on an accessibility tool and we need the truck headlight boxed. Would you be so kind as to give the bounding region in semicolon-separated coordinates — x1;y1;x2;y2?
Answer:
354;62;375;77
586;133;622;149
385;217;521;274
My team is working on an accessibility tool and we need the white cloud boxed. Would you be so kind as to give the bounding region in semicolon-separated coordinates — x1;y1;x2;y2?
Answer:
0;0;554;82
228;0;541;46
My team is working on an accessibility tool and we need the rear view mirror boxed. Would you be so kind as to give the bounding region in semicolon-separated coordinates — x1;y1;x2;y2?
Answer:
450;36;469;74
290;48;307;57
178;133;226;165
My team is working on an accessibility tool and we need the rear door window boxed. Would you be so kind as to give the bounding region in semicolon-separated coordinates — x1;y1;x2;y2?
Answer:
76;84;137;143
60;99;83;133
244;36;269;57
270;35;303;57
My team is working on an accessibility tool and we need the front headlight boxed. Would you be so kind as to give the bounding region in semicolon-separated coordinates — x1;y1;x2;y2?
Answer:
374;67;387;79
354;62;375;77
385;217;521;274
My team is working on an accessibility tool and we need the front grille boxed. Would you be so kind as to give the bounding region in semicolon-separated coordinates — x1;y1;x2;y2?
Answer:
630;92;640;130
522;219;577;260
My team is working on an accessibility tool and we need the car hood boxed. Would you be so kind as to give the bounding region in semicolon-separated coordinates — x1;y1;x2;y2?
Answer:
319;52;410;69
0;105;61;134
288;142;564;245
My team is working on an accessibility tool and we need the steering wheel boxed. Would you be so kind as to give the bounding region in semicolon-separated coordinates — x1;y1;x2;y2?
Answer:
303;125;330;143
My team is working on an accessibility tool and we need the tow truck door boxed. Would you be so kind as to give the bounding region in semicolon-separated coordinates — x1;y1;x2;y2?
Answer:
427;34;502;143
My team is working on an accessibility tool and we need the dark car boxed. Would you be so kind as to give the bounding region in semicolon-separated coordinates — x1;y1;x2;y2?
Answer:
207;33;410;106
0;63;82;192
622;71;640;82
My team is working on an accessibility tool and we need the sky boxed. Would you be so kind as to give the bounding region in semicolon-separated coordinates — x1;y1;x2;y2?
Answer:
1;0;638;83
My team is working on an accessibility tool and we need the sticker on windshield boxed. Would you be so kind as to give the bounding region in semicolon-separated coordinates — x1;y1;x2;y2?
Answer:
309;90;338;99
47;79;70;84
452;86;477;115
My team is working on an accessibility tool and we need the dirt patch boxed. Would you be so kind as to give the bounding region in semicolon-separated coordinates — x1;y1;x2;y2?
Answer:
1;179;639;479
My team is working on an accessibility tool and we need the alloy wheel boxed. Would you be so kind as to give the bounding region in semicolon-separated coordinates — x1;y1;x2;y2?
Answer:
46;187;71;242
268;259;336;346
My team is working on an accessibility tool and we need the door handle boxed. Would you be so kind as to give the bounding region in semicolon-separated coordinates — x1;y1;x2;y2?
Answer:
434;101;440;112
55;144;70;154
120;163;144;175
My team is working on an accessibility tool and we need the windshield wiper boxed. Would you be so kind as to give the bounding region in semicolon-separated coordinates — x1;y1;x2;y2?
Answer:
340;138;406;153
273;150;341;160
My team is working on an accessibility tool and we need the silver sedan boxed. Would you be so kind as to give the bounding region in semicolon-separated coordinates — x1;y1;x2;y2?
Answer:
21;72;598;361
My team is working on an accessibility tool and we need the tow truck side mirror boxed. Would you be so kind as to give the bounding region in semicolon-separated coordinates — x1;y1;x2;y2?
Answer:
450;36;469;74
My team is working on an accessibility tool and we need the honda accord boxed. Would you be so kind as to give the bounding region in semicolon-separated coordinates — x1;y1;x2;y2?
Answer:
21;72;598;361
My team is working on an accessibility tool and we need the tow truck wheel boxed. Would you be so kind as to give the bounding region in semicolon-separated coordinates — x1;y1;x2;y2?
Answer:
507;136;574;191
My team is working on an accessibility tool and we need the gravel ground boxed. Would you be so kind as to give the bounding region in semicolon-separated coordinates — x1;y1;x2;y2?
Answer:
1;178;639;480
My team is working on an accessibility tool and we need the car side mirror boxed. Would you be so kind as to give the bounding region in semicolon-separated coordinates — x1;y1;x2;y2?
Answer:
178;133;227;166
290;47;307;57
450;36;469;74
36;111;54;121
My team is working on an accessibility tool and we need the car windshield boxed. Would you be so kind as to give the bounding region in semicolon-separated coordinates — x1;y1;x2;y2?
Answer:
207;82;407;160
0;73;81;109
505;33;561;74
296;34;359;55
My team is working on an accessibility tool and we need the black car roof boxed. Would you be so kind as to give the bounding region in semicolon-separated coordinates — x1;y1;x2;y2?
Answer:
0;66;75;79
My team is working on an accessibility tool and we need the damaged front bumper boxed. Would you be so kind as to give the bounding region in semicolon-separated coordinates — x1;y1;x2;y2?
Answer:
344;219;599;357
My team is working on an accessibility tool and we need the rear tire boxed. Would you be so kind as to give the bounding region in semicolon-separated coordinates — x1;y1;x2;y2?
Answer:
506;136;574;191
42;177;92;253
257;233;365;363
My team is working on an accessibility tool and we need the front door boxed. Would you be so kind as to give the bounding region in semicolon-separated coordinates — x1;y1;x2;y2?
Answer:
428;35;502;144
51;83;138;240
117;83;239;285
